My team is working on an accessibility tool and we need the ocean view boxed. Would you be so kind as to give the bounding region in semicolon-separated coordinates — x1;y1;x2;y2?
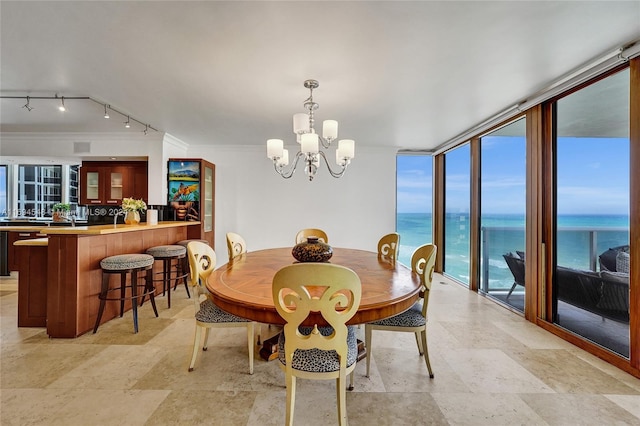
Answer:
397;212;629;288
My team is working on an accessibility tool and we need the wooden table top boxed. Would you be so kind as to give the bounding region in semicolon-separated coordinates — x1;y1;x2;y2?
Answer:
206;247;421;325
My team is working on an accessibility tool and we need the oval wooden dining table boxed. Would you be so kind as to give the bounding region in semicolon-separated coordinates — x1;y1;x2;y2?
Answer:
206;247;421;325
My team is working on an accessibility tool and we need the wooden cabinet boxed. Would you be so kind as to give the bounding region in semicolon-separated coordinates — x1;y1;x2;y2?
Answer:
80;161;148;205
8;230;47;271
168;158;215;246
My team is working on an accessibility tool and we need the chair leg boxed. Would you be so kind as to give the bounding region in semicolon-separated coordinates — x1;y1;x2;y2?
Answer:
337;371;348;426
247;322;254;375
365;324;373;377
93;272;110;333
506;282;518;300
189;324;203;372
203;328;211;350
348;370;354;391
285;372;296;426
415;331;424;355
419;329;434;378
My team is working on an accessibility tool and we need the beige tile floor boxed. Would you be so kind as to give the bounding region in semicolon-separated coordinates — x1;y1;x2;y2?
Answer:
1;271;640;425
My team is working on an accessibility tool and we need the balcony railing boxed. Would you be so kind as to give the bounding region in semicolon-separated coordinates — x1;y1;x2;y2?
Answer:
481;225;629;293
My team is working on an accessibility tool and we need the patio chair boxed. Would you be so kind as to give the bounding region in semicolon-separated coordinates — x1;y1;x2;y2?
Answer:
503;252;525;300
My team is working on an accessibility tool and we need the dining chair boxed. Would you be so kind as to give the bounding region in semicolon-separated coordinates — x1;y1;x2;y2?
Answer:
226;232;247;261
186;241;254;374
272;263;361;426
377;232;400;262
295;228;329;244
365;243;437;379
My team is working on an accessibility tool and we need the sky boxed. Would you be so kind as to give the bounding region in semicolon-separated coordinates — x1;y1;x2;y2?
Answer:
396;136;630;216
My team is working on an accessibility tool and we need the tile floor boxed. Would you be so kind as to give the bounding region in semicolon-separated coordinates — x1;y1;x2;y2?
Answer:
1;272;640;425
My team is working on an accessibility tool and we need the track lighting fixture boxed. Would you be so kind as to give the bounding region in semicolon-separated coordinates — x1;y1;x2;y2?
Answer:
1;94;158;133
57;95;66;112
22;96;33;111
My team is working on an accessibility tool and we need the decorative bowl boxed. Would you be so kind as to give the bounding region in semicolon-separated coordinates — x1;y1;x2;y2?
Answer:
292;237;333;262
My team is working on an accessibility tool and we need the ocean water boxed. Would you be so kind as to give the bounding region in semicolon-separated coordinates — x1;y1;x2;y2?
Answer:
397;212;629;289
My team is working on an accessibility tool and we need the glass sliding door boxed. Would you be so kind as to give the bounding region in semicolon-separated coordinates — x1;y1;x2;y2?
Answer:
553;69;630;357
444;144;471;285
396;155;433;267
479;118;527;312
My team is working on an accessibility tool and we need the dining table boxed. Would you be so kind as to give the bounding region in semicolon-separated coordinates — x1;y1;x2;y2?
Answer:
206;247;421;326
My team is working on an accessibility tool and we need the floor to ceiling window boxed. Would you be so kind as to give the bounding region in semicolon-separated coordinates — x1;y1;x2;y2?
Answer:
0;166;7;218
479;118;527;312
553;68;630;357
444;144;471;285
396;154;433;267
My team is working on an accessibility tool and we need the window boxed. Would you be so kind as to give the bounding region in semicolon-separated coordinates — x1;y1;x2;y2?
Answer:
0;166;6;218
396;155;433;267
479;118;526;312
553;69;630;357
444;144;471;285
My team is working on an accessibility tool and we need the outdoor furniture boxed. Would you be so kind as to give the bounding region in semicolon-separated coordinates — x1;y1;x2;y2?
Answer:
503;252;525;300
556;266;629;323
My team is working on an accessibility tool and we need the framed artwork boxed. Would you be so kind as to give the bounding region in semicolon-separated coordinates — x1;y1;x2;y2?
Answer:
168;161;200;181
168;160;200;202
168;180;200;202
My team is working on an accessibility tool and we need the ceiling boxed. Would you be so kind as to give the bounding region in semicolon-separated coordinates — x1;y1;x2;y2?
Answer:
1;1;639;153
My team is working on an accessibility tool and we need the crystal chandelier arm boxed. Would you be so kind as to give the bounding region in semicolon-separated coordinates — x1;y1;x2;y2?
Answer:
273;151;306;179
317;151;349;178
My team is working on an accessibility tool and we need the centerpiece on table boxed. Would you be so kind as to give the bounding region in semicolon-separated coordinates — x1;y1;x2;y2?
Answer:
121;197;147;225
292;236;333;262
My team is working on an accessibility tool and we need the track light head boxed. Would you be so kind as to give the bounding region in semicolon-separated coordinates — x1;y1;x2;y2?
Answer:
22;96;33;111
58;96;66;112
103;104;110;119
124;116;131;128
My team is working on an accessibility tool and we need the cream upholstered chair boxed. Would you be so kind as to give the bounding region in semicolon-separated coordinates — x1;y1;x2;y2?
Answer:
226;232;247;261
295;228;328;244
377;232;400;262
272;263;361;426
186;241;254;374
365;243;437;379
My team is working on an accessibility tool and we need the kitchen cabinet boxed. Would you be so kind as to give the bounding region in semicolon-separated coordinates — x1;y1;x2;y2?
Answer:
8;230;47;271
80;161;147;205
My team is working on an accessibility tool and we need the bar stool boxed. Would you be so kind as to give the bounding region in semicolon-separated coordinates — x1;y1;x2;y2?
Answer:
93;253;158;334
146;245;190;308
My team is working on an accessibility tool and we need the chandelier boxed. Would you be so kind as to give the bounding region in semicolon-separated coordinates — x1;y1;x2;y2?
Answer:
266;79;355;181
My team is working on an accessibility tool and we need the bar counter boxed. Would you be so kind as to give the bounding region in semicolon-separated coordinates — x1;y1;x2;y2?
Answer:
17;221;201;338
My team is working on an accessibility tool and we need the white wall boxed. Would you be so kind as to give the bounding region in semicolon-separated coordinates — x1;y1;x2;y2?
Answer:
185;144;398;255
